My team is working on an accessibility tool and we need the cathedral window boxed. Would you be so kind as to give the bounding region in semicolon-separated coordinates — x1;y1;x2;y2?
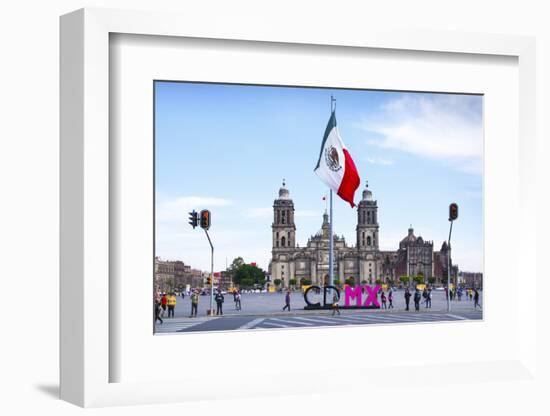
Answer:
281;211;286;224
367;236;371;246
287;232;291;246
281;236;286;247
367;211;371;224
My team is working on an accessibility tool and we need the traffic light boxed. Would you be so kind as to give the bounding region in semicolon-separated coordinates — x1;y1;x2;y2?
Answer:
449;203;459;221
200;209;211;230
188;210;198;229
206;276;212;286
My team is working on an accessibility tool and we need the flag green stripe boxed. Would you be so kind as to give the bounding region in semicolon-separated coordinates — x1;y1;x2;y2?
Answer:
314;111;337;171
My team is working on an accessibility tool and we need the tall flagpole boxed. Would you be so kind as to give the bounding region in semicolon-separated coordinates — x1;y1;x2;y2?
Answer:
328;96;336;289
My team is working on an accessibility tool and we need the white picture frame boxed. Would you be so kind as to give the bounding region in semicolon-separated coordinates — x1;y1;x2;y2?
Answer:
60;8;537;407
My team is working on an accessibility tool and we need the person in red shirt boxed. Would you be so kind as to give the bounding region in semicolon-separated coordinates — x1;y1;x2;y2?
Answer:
160;293;168;317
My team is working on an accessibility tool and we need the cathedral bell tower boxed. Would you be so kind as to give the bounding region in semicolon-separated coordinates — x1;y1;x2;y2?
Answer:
356;181;379;251
272;179;296;251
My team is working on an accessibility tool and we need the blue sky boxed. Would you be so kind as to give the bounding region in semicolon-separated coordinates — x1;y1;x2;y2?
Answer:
155;81;483;274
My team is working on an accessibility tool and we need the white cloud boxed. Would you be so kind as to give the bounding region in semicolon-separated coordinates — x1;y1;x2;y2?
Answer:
295;210;321;218
357;94;483;175
246;207;273;218
366;157;394;166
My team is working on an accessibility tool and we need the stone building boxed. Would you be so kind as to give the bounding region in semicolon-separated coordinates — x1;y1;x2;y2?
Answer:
154;257;204;291
268;180;460;287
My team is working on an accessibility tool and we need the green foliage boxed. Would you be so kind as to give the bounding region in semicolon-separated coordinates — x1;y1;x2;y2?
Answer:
273;278;282;287
345;277;356;286
375;278;383;285
300;278;311;286
399;276;410;284
233;263;266;288
289;278;297;287
333;279;341;287
413;275;424;284
428;277;436;284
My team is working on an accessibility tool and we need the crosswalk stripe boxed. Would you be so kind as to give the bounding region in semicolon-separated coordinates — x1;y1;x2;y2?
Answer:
259;321;289;328
270;317;314;326
238;318;265;329
292;316;341;325
447;314;467;320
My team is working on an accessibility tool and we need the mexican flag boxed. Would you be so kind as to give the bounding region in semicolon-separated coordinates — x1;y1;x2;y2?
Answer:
314;111;361;207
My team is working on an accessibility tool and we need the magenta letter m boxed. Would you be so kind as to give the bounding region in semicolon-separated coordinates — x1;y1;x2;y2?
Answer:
345;285;362;306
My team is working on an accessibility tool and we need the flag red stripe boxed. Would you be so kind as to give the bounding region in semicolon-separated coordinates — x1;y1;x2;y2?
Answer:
337;149;361;208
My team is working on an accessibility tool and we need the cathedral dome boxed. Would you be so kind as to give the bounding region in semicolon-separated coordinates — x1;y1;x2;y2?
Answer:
362;182;373;201
278;179;290;199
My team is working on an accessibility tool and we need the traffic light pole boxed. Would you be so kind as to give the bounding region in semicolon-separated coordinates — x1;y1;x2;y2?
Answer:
204;229;214;316
447;220;453;312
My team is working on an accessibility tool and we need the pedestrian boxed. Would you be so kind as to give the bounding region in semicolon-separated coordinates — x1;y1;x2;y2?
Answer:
154;297;163;325
181;290;185;299
215;290;225;315
457;288;462;301
426;288;432;308
380;291;387;309
422;288;428;306
414;288;421;311
282;290;291;311
235;290;242;311
469;288;473;301
404;288;411;311
388;289;394;309
190;290;199;317
331;291;340;316
166;292;176;318
160;293;168;317
474;289;481;309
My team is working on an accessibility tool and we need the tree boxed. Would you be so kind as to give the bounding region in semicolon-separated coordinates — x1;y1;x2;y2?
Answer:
413;275;424;285
345;277;355;286
399;276;410;285
333;279;341;287
375;278;383;285
289;278;297;288
300;278;311;286
273;278;282;287
233;263;266;288
428;277;436;285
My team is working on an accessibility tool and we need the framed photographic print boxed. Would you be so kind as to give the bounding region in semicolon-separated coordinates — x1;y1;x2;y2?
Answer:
60;8;537;407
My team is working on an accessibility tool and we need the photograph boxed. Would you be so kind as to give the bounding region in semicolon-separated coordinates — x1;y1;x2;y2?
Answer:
153;81;484;334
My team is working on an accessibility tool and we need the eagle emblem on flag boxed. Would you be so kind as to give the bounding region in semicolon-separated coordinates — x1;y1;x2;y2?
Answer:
325;146;341;172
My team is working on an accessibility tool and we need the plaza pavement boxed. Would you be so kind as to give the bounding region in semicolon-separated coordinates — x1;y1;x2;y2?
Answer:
155;289;482;334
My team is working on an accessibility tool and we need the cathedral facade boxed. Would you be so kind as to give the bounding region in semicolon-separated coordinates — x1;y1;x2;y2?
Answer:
268;181;454;287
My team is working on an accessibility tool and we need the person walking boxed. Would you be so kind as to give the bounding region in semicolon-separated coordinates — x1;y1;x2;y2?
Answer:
154;297;163;325
457;288;463;301
331;292;340;316
474;289;481;309
426;288;432;308
215;290;225;315
404;288;411;311
282;290;291;311
160;293;168;317
388;289;394;309
380;291;387;309
166;292;176;318
422;288;428;307
414;288;421;311
190;290;199;317
234;290;242;311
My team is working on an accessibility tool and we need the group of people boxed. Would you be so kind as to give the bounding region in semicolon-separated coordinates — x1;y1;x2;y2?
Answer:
154;292;178;324
154;288;245;322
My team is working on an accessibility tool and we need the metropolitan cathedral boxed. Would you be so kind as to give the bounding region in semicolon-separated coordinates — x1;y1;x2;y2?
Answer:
268;180;455;286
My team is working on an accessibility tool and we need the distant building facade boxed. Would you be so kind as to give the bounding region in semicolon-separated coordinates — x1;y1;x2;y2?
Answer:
154;257;204;291
268;181;472;287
